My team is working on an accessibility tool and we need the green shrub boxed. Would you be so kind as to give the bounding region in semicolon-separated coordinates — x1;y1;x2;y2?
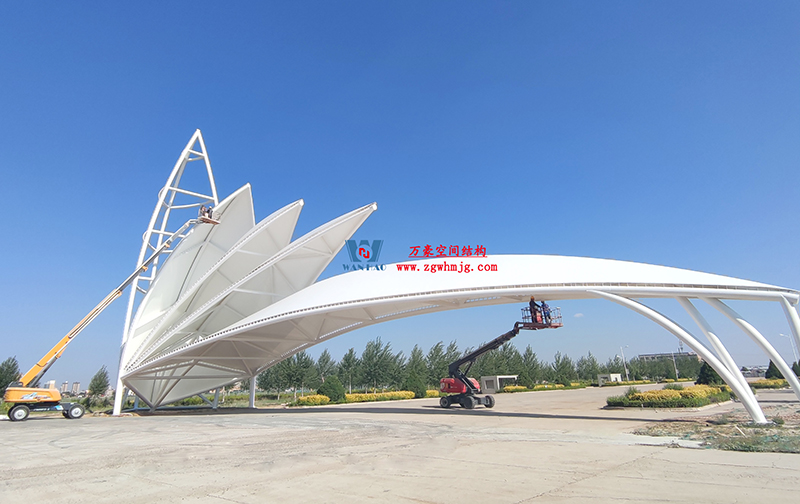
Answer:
176;396;205;406
663;383;684;391
317;376;346;402
625;386;640;398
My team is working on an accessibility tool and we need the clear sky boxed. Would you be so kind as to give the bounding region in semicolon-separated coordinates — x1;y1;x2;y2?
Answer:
1;2;798;389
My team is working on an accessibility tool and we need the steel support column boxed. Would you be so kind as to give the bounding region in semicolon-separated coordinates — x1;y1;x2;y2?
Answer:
590;291;768;423
705;298;800;402
249;376;257;408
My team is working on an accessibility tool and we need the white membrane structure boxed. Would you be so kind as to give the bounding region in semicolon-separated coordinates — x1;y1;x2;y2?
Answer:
115;133;800;423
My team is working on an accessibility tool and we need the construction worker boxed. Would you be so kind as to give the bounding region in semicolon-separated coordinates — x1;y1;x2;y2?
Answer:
529;297;541;324
541;300;551;325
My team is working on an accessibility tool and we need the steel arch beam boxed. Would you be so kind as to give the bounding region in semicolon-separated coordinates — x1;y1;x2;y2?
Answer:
704;298;800;402
590;290;768;424
678;297;762;418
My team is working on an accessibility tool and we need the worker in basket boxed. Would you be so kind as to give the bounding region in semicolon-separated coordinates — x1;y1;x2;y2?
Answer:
199;204;214;220
529;296;542;324
541;300;551;325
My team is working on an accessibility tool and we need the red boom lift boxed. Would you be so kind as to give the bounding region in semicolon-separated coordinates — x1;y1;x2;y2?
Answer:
439;305;562;409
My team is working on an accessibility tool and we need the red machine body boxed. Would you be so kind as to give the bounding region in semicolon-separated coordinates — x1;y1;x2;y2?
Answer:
440;377;480;394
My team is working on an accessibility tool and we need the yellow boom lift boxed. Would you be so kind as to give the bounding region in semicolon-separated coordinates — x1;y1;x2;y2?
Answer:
4;216;216;421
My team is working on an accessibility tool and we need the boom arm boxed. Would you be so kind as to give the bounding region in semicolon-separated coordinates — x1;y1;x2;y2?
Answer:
20;218;203;388
448;322;522;395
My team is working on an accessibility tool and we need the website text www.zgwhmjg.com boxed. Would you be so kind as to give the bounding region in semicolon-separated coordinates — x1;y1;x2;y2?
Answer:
395;261;498;274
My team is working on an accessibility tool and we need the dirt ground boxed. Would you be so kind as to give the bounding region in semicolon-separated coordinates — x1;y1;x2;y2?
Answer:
634;399;800;453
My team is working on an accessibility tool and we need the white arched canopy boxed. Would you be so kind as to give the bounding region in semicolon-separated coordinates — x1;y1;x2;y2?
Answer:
115;135;800;423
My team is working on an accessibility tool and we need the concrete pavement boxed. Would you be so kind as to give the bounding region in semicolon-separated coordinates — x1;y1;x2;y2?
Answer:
2;385;798;503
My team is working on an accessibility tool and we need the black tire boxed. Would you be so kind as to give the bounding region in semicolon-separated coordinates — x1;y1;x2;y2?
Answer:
439;397;451;409
484;395;495;408
462;396;476;410
9;404;30;422
66;404;85;420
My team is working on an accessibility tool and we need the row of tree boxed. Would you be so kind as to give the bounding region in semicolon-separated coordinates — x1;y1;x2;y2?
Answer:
252;337;710;398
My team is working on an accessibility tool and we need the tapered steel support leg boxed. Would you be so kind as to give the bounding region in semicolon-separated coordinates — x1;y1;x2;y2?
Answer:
705;298;800;402
678;297;763;418
213;389;220;409
590;291;768;423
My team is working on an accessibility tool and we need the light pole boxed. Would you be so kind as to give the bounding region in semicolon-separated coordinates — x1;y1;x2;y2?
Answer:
620;345;630;382
779;333;799;364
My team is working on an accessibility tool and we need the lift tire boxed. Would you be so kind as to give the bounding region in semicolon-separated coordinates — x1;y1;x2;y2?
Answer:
66;404;85;420
484;395;495;408
439;397;451;409
462;397;476;409
9;404;30;422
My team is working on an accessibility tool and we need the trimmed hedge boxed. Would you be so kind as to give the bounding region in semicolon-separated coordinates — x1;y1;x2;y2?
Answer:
345;391;415;403
502;385;528;393
607;384;731;408
751;379;788;389
425;390;442;398
296;395;330;406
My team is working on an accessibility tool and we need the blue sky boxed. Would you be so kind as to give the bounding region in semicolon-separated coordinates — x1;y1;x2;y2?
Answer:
1;2;798;388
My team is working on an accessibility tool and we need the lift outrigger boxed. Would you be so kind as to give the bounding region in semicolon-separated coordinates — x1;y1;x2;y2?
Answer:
3;214;217;422
438;304;562;409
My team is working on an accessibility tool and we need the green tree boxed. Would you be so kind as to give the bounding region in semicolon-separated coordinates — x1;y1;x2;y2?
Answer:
403;372;427;398
404;345;428;397
793;360;800;377
386;350;407;390
765;360;783;379
519;346;543;387
361;337;393;391
426;341;448;388
337;348;360;393
551;352;577;385
88;365;110;397
316;349;336;383
257;367;285;399
696;361;725;385
317;375;346;402
576;352;601;382
278;352;316;399
0;356;20;394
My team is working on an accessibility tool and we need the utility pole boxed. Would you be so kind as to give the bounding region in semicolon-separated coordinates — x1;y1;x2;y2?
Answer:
620;345;630;382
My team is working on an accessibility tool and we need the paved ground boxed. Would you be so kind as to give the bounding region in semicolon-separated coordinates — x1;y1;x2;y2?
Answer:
2;385;799;503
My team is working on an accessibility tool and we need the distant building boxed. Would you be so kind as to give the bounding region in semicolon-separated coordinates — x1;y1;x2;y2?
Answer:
72;382;81;395
60;381;69;393
597;374;622;386
741;366;767;378
637;351;700;362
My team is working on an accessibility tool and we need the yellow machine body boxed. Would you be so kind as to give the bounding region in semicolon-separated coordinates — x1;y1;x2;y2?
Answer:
4;386;63;404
